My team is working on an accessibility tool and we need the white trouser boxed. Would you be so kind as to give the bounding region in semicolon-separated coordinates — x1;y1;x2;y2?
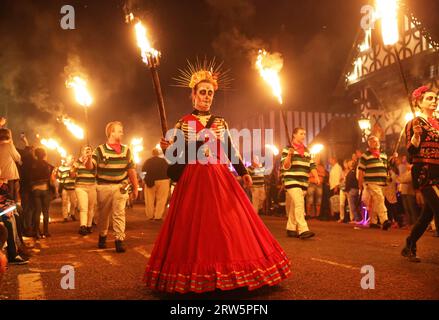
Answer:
144;179;170;220
75;185;97;227
339;191;347;220
286;188;309;234
251;186;266;213
62;189;77;219
365;184;389;225
96;184;129;241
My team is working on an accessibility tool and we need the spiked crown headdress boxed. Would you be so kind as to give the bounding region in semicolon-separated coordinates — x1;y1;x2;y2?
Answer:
173;57;232;91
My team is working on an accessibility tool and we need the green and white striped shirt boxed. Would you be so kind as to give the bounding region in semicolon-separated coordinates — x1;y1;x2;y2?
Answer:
358;150;388;186
57;165;75;190
247;166;265;187
73;160;96;186
281;147;316;190
92;144;135;185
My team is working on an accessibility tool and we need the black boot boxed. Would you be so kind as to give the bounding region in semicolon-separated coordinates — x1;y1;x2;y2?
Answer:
401;237;421;262
98;235;107;249
78;226;88;236
115;240;126;253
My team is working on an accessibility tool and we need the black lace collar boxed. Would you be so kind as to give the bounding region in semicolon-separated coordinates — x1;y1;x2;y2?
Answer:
192;109;211;116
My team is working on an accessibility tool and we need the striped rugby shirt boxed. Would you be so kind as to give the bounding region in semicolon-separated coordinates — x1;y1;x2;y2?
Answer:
92;144;135;185
358;150;388;186
73;160;96;186
281;146;316;190
247;166;265;187
57;165;75;190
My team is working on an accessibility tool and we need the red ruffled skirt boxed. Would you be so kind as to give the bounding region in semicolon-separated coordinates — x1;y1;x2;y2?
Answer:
143;163;291;293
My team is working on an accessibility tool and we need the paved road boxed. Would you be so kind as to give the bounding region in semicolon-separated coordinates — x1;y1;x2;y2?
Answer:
1;200;438;300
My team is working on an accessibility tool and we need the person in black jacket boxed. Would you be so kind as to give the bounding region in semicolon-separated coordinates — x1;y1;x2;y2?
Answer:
142;148;169;220
29;148;56;239
345;160;361;223
401;86;439;262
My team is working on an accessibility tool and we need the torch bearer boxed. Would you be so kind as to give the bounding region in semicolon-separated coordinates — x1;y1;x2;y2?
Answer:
256;50;291;145
134;20;168;137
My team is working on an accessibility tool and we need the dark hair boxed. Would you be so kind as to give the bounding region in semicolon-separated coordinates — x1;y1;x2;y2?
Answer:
292;127;305;135
0;128;11;142
34;147;46;160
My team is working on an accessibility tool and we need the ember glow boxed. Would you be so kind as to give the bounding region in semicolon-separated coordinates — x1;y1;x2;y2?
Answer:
131;137;144;164
62;117;84;140
66;76;93;107
404;111;421;122
40;138;68;158
265;144;279;156
310;144;324;155
134;20;160;66
256;49;283;104
376;0;399;46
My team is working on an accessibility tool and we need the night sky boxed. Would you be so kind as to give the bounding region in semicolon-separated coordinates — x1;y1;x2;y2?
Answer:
0;0;438;156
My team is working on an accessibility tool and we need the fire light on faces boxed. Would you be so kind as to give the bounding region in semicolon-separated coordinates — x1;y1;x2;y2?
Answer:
256;49;283;105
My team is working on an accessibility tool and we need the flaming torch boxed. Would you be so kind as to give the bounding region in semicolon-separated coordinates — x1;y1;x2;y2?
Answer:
256;49;290;144
61;117;84;140
310;144;324;155
131;137;144;164
375;0;415;154
131;15;168;137
40;138;68;158
66;76;93;145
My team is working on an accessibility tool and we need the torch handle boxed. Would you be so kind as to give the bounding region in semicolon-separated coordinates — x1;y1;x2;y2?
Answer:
281;110;291;146
391;47;415;155
394;47;415;115
84;107;90;147
149;66;168;137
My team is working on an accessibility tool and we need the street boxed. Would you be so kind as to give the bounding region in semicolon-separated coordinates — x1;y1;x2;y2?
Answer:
1;200;438;300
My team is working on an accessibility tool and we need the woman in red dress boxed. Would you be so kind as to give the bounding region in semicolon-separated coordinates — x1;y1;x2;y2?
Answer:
143;63;291;293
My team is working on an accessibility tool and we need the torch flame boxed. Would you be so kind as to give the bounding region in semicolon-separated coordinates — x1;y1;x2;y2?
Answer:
66;76;93;107
62;117;84;140
265;144;279;156
376;0;399;46
131;137;144;164
256;49;283;105
40;138;68;158
134;20;160;66
125;12;134;24
310;144;324;155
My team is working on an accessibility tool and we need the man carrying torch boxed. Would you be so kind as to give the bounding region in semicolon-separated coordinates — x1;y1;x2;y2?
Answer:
87;122;138;253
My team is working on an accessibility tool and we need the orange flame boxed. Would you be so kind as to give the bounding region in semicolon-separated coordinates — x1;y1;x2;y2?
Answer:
376;0;399;46
40;138;67;158
66;76;93;107
62;117;84;140
131;137;144;164
256;49;283;105
134;20;160;66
